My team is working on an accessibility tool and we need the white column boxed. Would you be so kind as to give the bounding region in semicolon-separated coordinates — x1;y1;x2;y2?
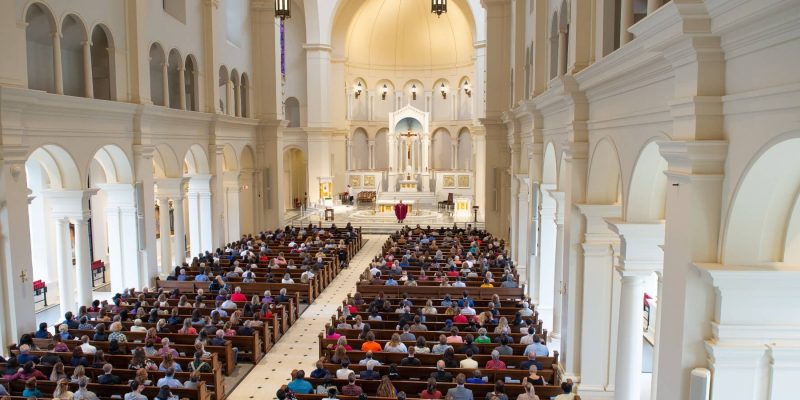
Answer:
52;33;63;94
178;66;186;110
576;204;621;397
537;185;557;321
614;271;648;400
606;219;665;400
187;176;213;256
225;79;232;115
528;182;541;302
0;147;38;351
650;270;664;400
223;174;241;242
550;190;565;339
172;196;186;265
620;0;634;45
157;196;172;273
368;140;375;169
346;137;352;170
73;217;93;309
54;218;75;316
647;0;661;14
516;177;530;284
100;184;143;292
558;29;567;76
422;135;431;172
234;80;241;117
161;62;169;107
82;41;93;98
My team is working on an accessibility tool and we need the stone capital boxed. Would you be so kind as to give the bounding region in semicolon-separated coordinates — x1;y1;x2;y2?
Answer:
155;178;188;199
658;140;728;175
605;218;665;275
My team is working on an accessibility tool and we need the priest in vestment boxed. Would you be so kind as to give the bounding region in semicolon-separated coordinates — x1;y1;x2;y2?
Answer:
394;200;408;223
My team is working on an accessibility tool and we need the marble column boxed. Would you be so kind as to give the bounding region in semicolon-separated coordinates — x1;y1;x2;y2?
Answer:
516;176;531;276
157;196;172;273
537;184;557;320
558;29;567;76
82;41;93;98
234;80;241;117
620;0;634;45
549;190;565;339
187;176;213;256
54;218;74;316
172;196;186;266
647;0;661;14
225;79;232;115
52;33;63;94
615;271;648;400
161;62;169;107
368;140;375;169
99;184;142;292
178;66;186;110
73;217;92;309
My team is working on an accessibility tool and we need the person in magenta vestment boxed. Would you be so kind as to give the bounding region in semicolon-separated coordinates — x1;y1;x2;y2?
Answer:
394;200;408;223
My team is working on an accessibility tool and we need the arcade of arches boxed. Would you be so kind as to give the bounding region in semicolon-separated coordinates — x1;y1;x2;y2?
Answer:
0;1;798;400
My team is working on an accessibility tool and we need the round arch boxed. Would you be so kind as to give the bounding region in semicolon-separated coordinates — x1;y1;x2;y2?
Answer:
87;144;133;184
184;144;210;175
721;134;800;265
153;144;181;179
283;147;307;210
351;128;369;170
26;144;82;190
222;144;239;172
625;139;668;222
432;128;453;170
586;138;622;204
542;142;557;185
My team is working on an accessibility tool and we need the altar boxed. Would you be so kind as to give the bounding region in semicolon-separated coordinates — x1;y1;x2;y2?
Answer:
376;199;415;213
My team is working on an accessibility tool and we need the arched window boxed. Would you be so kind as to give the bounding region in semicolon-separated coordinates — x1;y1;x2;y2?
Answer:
61;14;87;97
149;43;166;106
167;49;182;109
231;69;241;116
285;97;300;127
90;25;114;100
25;3;56;93
218;65;229;114
374;129;389;169
240;73;249;117
184;55;198;111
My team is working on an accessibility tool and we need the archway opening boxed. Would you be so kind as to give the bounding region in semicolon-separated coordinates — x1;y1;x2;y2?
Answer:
25;3;56;93
149;43;166;106
61;14;87;97
90;25;114;100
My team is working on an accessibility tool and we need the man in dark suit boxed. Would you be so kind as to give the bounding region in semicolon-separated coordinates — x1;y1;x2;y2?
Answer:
430;360;453;382
97;363;121;384
445;373;474;400
517;351;543;371
359;362;381;380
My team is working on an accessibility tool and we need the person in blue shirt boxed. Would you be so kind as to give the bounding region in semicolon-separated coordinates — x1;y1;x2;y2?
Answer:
441;295;453;307
287;370;314;394
466;370;484;384
177;269;188;281
310;360;327;379
457;294;475;308
523;336;549;357
156;367;184;388
385;276;398;286
34;323;51;339
194;271;209;282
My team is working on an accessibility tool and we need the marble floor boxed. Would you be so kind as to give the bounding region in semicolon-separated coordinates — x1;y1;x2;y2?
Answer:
227;234;388;400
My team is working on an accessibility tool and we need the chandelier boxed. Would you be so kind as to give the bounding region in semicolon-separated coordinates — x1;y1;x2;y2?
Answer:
431;0;447;17
275;0;291;20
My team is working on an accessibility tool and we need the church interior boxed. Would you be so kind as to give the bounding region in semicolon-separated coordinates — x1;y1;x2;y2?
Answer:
0;0;798;399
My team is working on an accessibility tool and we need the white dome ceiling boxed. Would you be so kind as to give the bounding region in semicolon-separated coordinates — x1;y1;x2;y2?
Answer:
344;0;474;70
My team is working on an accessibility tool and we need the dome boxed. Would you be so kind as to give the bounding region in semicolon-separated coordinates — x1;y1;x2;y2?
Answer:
343;0;475;70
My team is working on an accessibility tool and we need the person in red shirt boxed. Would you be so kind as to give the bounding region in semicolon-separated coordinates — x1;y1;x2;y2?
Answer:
485;350;507;369
230;287;248;303
453;313;468;324
420;377;443;399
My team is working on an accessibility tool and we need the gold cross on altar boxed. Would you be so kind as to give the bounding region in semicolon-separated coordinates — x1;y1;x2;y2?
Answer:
19;270;28;283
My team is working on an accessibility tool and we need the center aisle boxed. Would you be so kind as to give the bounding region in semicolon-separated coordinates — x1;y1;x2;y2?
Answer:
229;234;388;400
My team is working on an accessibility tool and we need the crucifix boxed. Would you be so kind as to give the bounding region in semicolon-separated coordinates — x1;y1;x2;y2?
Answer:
399;130;417;171
19;270;28;283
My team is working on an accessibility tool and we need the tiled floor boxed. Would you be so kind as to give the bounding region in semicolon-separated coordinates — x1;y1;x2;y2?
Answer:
227;235;387;400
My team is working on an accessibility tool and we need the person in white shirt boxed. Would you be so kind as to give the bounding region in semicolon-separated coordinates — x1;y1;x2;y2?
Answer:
130;319;147;333
282;273;295;284
519;302;534;317
520;327;536;345
336;360;355;379
461;305;476;316
79;336;97;354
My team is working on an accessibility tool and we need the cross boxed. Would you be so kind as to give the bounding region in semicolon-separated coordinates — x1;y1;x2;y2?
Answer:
399;130;418;163
19;270;28;283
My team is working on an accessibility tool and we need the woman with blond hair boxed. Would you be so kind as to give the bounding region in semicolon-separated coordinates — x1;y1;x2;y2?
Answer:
493;317;509;334
52;378;74;399
384;333;407;353
69;365;87;383
49;362;67;382
108;321;128;343
376;375;398;398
